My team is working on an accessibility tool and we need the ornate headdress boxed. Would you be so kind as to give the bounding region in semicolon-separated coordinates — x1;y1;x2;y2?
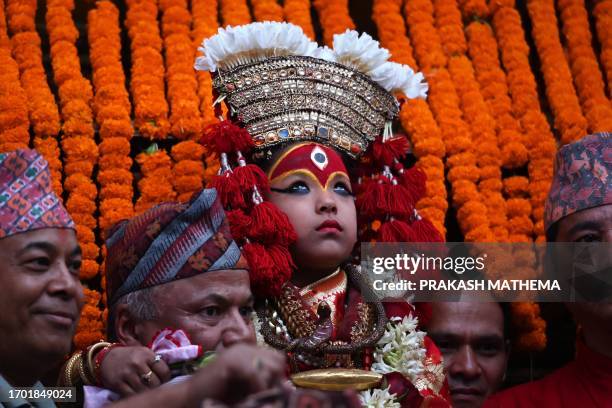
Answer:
195;22;442;298
195;22;426;159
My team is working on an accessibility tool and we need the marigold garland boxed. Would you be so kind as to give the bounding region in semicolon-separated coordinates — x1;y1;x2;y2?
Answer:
161;0;203;140
433;0;509;241
372;0;417;68
191;0;218;126
284;0;315;40
191;0;221;184
135;146;177;214
526;0;588;144
491;5;557;242
405;0;493;242
433;0;466;57
399;102;447;236
5;0;61;192
313;0;355;47
485;3;548;350
447;55;509;241
125;0;170;138
45;0;99;294
372;0;446;236
503;176;532;241
251;0;284;22
511;302;547;352
558;0;612;133
73;288;105;351
465;21;528;170
593;0;612;100
171;141;206;202
0;8;29;152
32;138;62;195
219;0;251;26
88;1;134;240
404;0;445;71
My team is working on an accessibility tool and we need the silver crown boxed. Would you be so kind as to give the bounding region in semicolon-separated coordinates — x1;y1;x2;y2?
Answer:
213;56;400;158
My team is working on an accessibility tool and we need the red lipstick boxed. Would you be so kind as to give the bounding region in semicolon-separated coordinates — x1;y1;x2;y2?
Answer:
316;220;343;232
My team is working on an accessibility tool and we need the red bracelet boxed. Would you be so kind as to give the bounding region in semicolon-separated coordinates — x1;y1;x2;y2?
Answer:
93;343;125;386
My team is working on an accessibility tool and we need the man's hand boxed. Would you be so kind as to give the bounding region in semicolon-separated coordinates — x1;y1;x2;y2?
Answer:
101;346;171;396
188;344;287;404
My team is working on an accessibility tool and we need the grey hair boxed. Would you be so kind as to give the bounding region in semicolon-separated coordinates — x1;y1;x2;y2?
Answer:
107;286;159;341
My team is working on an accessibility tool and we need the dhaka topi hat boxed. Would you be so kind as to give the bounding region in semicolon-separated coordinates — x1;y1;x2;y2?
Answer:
0;149;74;239
105;188;249;305
544;132;612;233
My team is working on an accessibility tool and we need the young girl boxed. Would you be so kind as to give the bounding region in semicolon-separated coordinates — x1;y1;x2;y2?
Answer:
193;22;450;405
70;22;450;407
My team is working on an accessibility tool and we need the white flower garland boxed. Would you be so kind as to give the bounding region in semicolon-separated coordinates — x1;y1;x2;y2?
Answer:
359;387;401;408
360;313;427;406
371;314;427;382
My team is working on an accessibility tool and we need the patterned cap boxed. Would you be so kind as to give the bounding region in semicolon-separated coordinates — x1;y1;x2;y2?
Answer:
0;149;74;239
105;189;249;305
544;132;612;232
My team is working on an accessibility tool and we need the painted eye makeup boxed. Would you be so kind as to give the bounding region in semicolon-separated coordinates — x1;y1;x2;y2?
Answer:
271;181;310;194
333;181;354;197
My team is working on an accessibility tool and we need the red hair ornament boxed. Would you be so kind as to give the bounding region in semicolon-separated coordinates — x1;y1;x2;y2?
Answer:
200;120;297;297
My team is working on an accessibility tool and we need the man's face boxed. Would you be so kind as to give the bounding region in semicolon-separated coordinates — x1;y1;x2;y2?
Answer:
556;204;612;331
0;229;84;364
136;269;256;351
428;302;508;408
555;204;612;243
268;171;357;274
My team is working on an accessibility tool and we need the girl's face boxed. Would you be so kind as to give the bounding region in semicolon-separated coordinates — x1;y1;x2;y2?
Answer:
266;144;358;275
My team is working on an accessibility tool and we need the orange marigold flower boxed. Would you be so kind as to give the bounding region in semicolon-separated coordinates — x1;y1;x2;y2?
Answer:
100;184;134;201
98;169;132;185
81;260;100;280
99;137;131;156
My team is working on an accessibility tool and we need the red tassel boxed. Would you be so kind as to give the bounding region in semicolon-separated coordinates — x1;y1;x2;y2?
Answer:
372;136;410;166
356;179;388;219
200;120;254;155
243;243;294;297
386;183;416;219
410;217;444;242
233;164;270;195
209;173;247;210
398;166;427;202
378;219;415;242
356;178;414;219
227;209;251;242
248;202;297;245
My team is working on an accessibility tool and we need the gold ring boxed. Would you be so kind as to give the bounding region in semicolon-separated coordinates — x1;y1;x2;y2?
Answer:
141;370;153;384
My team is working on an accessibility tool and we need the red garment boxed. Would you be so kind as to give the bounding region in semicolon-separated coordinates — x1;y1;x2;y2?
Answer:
484;341;612;408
